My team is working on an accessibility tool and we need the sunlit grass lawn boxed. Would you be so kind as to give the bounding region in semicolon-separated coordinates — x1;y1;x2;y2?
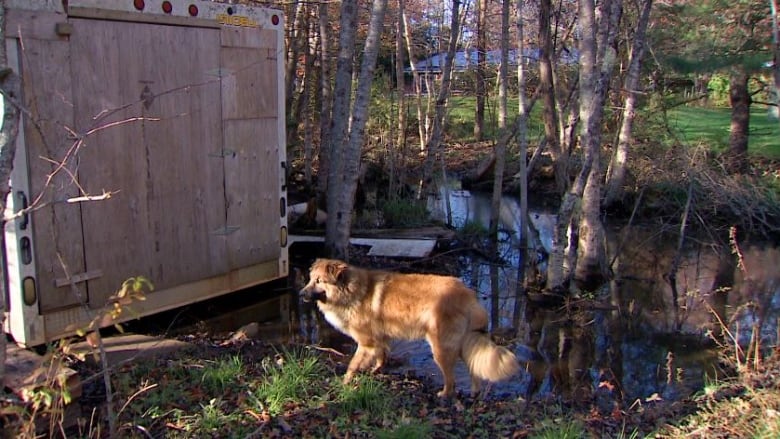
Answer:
440;96;780;160
665;106;780;159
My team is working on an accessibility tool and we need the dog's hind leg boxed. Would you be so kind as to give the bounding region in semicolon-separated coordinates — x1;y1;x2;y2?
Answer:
427;335;459;397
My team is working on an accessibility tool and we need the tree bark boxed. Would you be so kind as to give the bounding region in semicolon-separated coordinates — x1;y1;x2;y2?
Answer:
604;0;653;207
392;0;407;199
474;0;487;141
727;68;750;173
513;0;532;329
324;0;359;259
538;0;565;194
285;2;307;113
316;1;333;201
574;0;621;290
325;0;389;259
771;0;780;126
418;0;461;199
402;11;428;151
489;0;510;246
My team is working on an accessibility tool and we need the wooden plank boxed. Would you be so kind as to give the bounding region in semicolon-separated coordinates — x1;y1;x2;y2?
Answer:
221;26;279;49
68;6;220;28
70;18;148;310
125;21;228;289
220;47;278;119
223;118;281;269
6;9;67;41
70;19;227;307
4;345;82;400
19;37;86;312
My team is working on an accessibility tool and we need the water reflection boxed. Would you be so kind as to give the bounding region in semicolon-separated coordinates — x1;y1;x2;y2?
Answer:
421;185;780;401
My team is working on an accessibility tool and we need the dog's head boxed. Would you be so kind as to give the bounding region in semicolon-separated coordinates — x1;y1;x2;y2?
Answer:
299;258;349;303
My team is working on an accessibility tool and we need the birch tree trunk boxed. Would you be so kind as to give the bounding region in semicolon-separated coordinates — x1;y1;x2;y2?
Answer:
316;1;333;200
574;0;621;289
325;0;389;259
513;0;532;326
0;0;22;385
489;0;510;245
392;0;407;199
418;0;461;199
604;0;653;207
403;12;428;151
324;0;359;259
474;0;487;141
285;2;306;112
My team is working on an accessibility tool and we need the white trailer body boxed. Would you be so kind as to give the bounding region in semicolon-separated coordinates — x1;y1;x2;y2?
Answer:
3;0;289;346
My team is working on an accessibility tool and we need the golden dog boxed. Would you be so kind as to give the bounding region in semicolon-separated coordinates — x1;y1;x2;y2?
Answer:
299;258;519;397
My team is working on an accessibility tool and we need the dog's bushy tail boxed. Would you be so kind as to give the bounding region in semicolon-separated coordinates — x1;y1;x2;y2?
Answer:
461;332;519;382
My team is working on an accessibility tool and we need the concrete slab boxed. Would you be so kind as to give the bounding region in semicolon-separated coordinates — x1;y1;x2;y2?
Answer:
350;237;436;258
70;333;190;366
289;235;437;258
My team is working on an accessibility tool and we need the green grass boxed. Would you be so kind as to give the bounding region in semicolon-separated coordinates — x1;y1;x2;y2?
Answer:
667;106;780;158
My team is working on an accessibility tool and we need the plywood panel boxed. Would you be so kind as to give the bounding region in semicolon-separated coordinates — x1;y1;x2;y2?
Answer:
19;37;85;312
221;27;279;50
223;118;281;269
70;19;226;307
221;47;278;120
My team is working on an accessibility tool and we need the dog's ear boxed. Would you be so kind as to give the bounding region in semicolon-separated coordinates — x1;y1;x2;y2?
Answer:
327;261;349;284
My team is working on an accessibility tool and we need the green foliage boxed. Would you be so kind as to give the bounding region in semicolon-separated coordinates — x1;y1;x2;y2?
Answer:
251;348;325;415
530;418;587;439
198;355;245;394
381;199;430;227
707;74;731;107
668;106;780;158
375;419;434;439
335;375;389;413
459;219;488;238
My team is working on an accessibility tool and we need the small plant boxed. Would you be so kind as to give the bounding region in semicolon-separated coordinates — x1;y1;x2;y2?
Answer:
251;348;325;415
375;418;433;439
335;375;388;413
198;355;245;394
381;199;430;228
530;418;587;439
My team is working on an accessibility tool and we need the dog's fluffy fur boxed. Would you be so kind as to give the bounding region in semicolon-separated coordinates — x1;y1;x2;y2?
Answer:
299;258;519;397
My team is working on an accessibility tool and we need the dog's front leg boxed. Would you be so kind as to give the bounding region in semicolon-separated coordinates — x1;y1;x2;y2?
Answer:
344;344;371;383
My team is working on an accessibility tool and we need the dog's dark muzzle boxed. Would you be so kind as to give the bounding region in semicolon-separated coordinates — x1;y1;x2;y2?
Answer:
300;287;326;303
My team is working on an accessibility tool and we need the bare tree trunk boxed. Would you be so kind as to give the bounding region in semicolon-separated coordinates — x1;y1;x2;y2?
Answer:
474;0;487;141
726;68;750;173
0;0;21;389
325;0;389;259
392;0;407;199
285;2;307;113
604;0;653;207
402;12;429;151
316;1;333;201
302;9;317;186
574;0;621;290
418;0;461;199
538;0;565;194
771;0;780;126
489;0;510;244
513;0;531;329
324;0;359;259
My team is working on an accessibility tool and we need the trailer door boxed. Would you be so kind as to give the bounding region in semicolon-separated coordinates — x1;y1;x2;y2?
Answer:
70;19;227;308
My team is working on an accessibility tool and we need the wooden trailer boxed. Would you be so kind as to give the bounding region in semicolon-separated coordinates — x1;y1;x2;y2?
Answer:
3;0;289;346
